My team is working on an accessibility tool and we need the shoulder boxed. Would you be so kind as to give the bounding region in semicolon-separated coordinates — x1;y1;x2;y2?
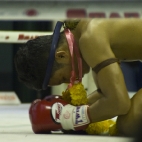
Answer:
78;19;110;49
79;18;142;45
79;18;142;35
78;19;109;42
77;19;114;67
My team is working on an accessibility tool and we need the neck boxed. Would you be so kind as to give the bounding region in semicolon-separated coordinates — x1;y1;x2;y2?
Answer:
71;29;90;78
65;27;90;81
74;52;90;79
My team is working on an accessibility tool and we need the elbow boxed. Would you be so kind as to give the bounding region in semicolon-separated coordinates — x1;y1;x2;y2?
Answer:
109;92;131;116
116;96;131;115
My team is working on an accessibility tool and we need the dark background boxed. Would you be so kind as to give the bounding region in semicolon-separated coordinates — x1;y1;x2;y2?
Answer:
0;21;52;102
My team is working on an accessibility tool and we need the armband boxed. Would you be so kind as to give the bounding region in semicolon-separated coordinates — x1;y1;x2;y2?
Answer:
92;58;120;74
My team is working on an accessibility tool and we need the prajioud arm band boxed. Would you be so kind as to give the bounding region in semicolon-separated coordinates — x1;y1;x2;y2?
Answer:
92;58;120;74
42;21;64;90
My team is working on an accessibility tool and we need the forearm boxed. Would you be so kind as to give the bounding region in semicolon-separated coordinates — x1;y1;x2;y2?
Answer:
87;90;130;123
87;89;103;105
87;63;131;122
88;95;118;122
87;84;122;121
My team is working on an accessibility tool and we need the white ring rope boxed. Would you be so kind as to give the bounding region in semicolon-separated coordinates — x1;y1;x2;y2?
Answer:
0;31;52;44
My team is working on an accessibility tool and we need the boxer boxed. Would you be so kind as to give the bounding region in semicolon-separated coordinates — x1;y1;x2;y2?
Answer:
15;18;142;136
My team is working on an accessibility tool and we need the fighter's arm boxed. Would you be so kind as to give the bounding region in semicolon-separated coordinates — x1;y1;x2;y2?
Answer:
87;70;103;106
79;29;131;122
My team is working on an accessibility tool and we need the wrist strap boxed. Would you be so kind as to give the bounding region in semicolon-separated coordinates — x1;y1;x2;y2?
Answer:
60;105;90;130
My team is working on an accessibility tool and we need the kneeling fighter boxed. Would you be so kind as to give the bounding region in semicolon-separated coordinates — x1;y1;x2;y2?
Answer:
15;19;142;136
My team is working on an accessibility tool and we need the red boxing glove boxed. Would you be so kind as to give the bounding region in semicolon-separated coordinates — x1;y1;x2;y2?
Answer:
29;95;67;134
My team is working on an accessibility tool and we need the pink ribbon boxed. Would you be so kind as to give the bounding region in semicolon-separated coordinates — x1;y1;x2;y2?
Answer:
64;29;82;88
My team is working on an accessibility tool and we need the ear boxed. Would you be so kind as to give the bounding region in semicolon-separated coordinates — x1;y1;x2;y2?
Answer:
55;51;70;63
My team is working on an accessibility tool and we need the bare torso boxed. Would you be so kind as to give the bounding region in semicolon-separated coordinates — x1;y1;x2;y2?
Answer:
77;18;142;62
71;19;142;130
107;19;142;60
72;18;137;122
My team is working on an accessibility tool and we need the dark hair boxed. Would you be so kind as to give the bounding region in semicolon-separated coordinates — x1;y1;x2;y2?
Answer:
14;33;64;90
14;20;80;90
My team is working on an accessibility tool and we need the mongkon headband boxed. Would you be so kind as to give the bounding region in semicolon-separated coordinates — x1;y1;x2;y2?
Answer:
42;21;64;90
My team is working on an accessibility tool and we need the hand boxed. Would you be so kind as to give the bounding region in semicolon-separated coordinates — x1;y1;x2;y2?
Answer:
29;95;67;134
29;95;90;133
